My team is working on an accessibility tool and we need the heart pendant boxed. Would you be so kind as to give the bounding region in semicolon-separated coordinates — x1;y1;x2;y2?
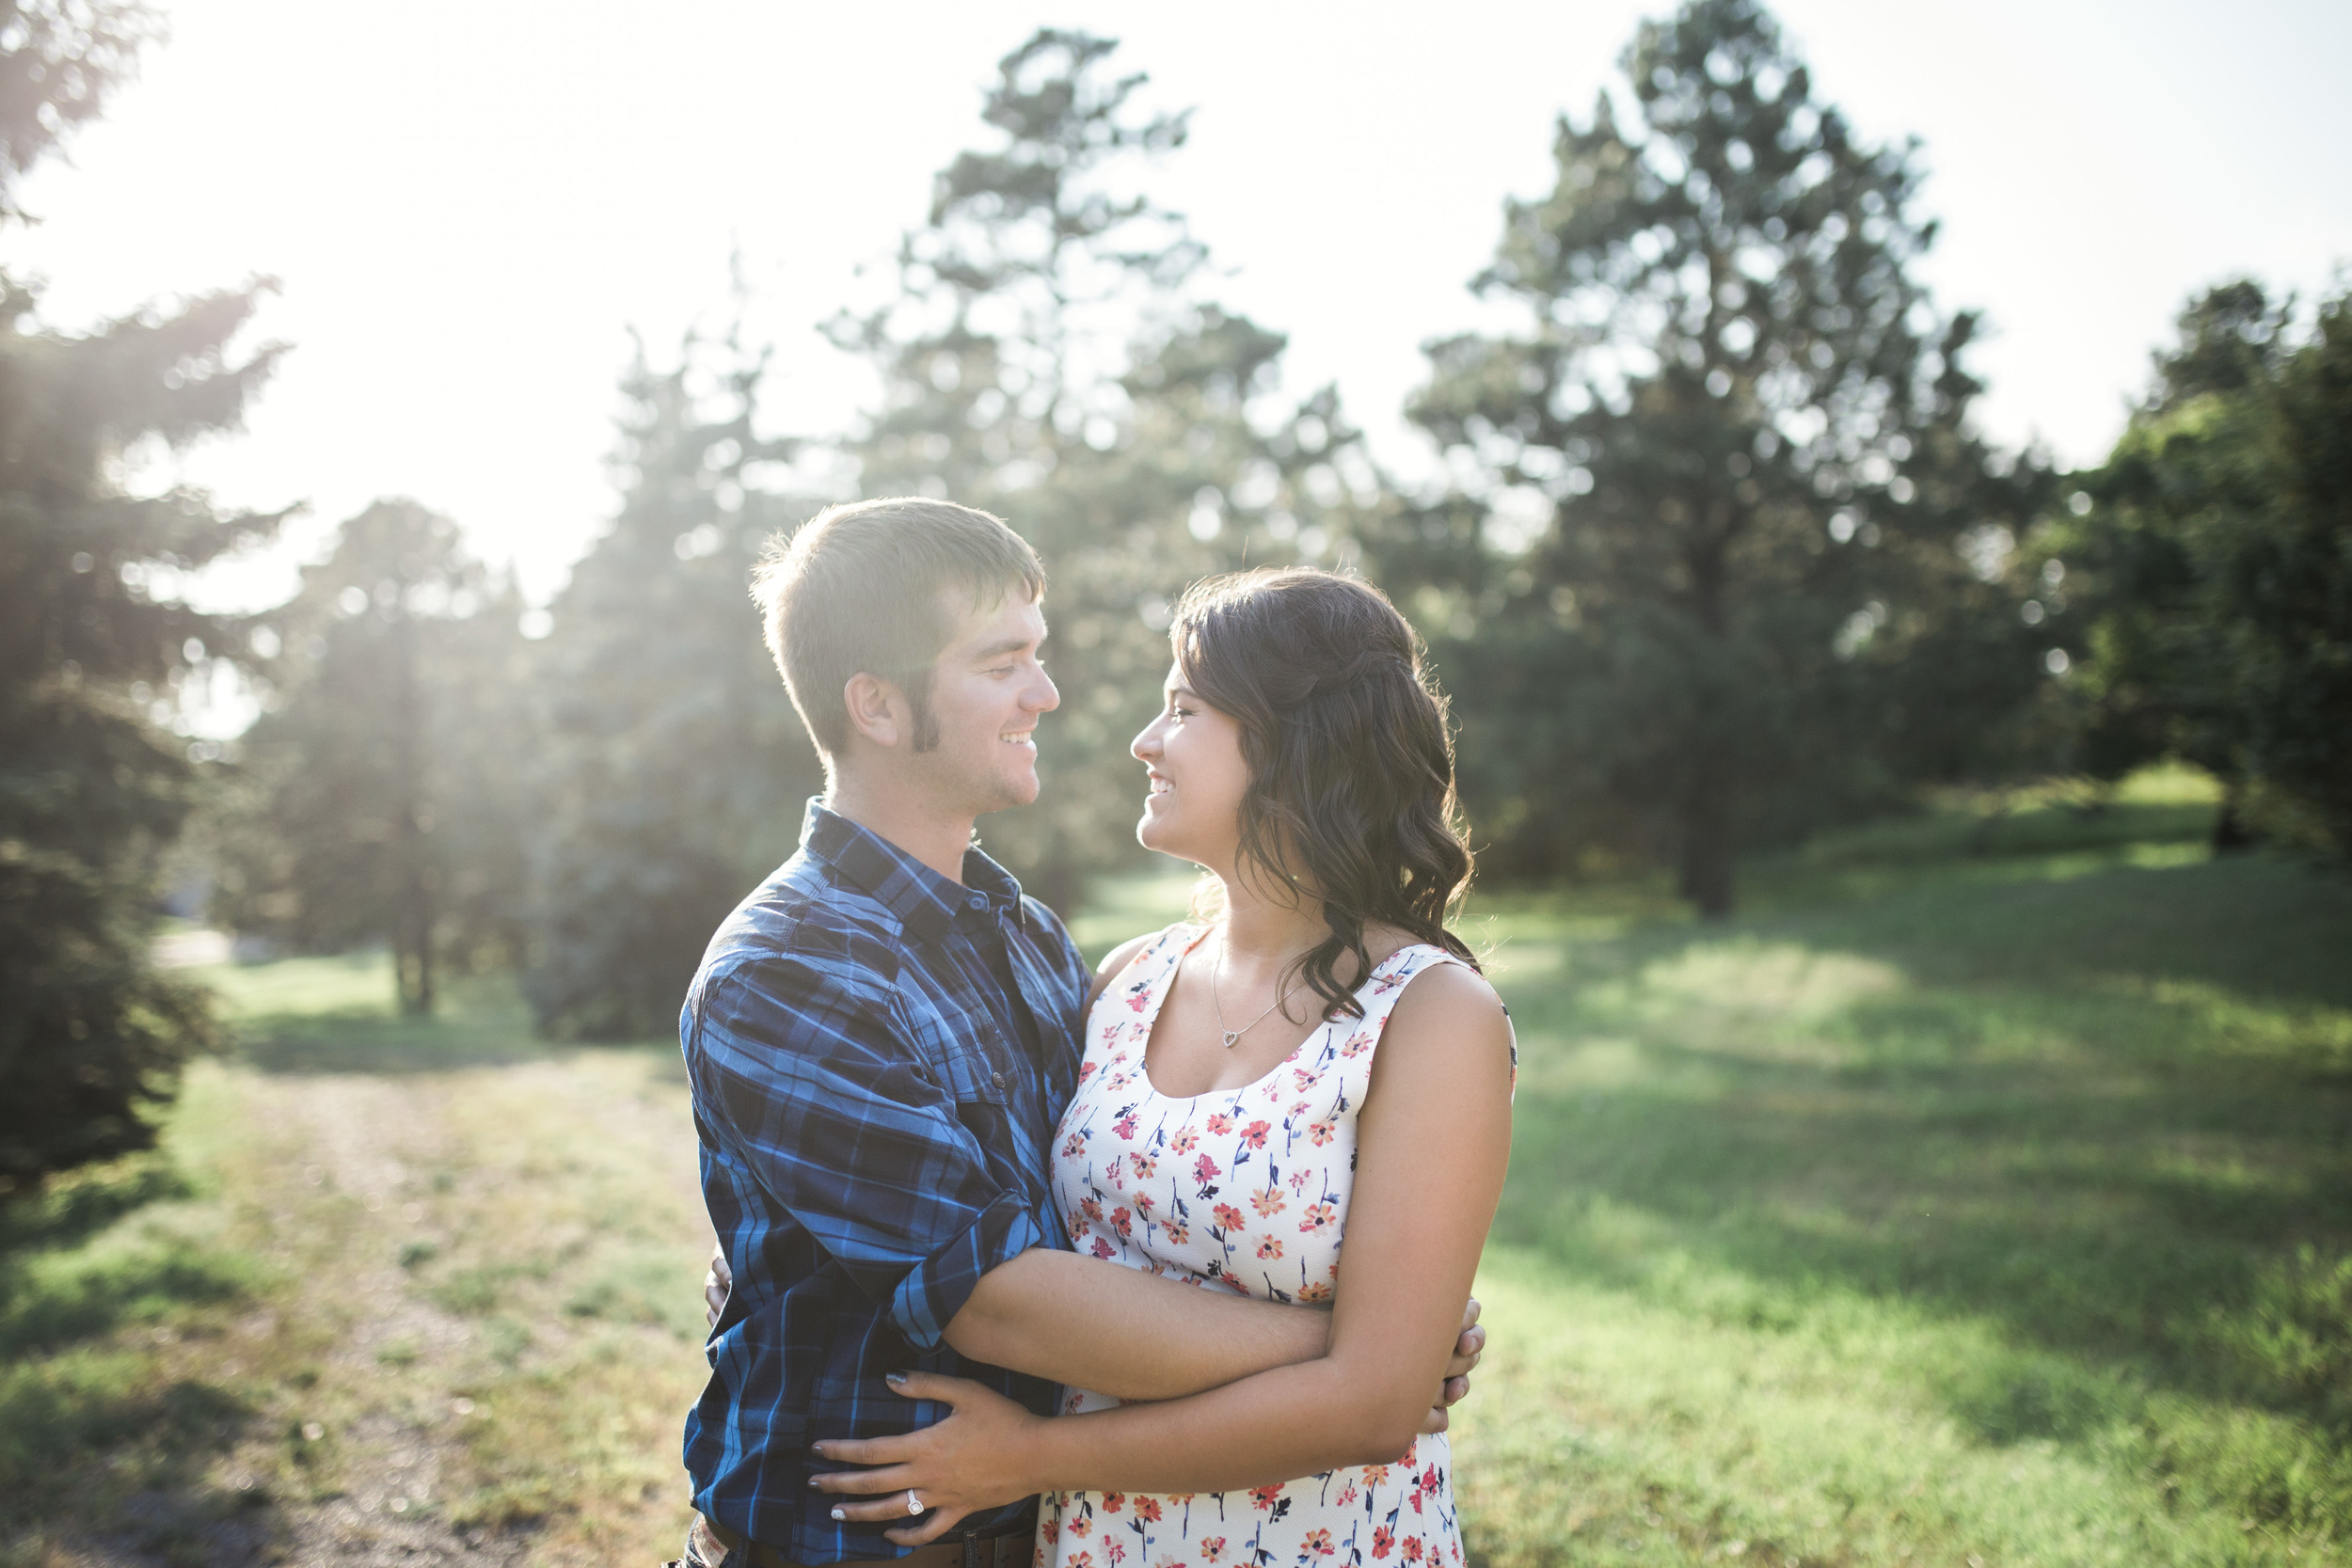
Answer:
1221;1030;1242;1049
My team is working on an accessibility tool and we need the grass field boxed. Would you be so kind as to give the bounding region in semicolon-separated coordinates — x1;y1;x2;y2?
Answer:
4;768;2347;1566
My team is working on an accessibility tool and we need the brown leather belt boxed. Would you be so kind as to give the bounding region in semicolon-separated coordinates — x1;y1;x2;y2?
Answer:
692;1513;1032;1568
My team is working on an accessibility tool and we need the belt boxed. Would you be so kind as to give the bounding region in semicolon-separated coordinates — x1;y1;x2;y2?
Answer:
693;1513;1032;1568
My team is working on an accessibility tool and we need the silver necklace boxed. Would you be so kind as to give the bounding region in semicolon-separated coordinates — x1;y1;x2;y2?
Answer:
1207;929;1295;1049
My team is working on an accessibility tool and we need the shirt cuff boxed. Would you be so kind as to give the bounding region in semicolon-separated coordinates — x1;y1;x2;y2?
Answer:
889;1188;1053;1352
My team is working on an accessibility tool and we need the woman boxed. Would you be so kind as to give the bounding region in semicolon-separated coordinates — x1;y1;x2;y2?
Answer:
811;567;1516;1568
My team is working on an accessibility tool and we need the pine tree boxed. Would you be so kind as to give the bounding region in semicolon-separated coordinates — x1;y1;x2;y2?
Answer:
0;1;284;1194
523;328;824;1040
1398;0;2049;913
2052;280;2352;853
833;28;1377;910
209;500;534;1011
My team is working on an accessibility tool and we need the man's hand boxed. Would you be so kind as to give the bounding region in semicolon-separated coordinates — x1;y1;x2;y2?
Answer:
1421;1296;1485;1433
705;1242;731;1331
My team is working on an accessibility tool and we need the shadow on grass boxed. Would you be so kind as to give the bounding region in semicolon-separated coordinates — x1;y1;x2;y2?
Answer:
1493;853;2352;1453
0;1160;279;1555
0;1157;258;1362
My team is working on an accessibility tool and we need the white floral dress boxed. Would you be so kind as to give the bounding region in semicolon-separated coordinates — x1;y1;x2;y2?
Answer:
1037;923;1502;1568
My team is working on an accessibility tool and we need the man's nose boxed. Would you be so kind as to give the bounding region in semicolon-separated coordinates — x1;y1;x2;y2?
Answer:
1026;666;1060;712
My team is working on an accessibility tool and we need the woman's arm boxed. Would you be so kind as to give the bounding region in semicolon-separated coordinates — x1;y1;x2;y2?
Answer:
812;960;1515;1542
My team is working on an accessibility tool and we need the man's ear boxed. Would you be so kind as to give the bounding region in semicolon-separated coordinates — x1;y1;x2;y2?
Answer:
841;672;905;750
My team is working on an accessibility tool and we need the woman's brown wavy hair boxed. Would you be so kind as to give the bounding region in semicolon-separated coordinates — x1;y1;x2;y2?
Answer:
1170;566;1478;1022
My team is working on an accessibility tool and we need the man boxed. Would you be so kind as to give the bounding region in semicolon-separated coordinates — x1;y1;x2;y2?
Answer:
677;499;1479;1568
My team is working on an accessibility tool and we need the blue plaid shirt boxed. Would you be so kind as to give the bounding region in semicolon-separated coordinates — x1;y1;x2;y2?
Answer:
681;801;1089;1560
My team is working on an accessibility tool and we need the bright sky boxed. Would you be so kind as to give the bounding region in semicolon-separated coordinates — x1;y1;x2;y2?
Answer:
13;0;2348;615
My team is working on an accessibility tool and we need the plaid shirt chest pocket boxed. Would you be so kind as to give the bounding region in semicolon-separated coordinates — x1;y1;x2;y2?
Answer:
907;1002;1013;1111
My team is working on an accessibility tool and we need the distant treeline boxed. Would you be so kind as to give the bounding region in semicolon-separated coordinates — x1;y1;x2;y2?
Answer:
5;2;2347;1192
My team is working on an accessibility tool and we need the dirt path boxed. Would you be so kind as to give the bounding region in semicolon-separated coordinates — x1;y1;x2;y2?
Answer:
26;1052;712;1567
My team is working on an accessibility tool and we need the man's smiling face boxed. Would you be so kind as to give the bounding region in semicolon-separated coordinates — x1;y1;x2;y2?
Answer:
906;586;1058;818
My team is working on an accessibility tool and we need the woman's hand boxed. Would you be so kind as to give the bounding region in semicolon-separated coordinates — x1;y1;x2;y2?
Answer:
704;1242;731;1331
809;1372;1049;1545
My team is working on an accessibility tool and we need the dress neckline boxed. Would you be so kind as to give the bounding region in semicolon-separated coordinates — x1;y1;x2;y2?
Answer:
1124;922;1438;1104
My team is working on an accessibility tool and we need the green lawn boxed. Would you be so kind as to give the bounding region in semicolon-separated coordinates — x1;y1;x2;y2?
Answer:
3;770;2347;1565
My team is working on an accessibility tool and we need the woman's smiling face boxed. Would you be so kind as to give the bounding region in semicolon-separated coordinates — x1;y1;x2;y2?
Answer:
1130;661;1249;867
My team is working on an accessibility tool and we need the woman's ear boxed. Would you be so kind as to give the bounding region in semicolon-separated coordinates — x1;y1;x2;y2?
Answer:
841;672;905;750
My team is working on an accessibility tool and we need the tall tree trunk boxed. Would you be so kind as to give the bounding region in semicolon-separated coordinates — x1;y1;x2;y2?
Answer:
1679;756;1736;920
1680;535;1737;920
391;599;435;1016
2211;777;2258;853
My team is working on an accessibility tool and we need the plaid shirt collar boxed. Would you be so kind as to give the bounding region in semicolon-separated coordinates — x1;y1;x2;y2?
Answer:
798;800;1029;946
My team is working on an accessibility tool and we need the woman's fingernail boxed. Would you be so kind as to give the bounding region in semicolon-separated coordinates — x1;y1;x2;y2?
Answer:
885;1370;909;1386
807;1476;823;1488
830;1507;846;1521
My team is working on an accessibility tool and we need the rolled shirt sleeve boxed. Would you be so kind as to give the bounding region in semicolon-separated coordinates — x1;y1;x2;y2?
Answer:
690;955;1049;1351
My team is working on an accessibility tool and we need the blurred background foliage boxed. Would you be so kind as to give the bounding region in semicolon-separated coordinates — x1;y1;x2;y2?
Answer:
1;0;2345;1170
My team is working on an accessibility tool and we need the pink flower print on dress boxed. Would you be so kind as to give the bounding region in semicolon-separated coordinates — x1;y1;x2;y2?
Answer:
1089;1236;1116;1259
1129;1151;1157;1180
1102;1492;1124;1513
1249;1185;1286;1218
1287;1168;1311;1196
1212;1202;1246;1231
1298;1200;1337;1234
1199;1539;1226;1563
1170;1127;1199;1154
1105;1157;1125;1190
1078;1196;1104;1224
1078;1060;1100;1081
1062;1132;1089;1160
1111;1207;1134;1240
1162;1219;1189;1245
1255;1234;1284;1260
1401;1541;1422;1563
1134;1192;1156;1218
1297;1279;1332;1303
1240;1120;1271;1149
1339;1031;1373;1058
1192;1152;1222;1189
1106;1545;1126;1568
1334;1484;1358;1510
1291;1069;1319;1093
1112;1112;1140;1140
1205;1113;1234;1135
1248;1486;1283;1513
1302;1529;1335;1559
1371;1527;1393;1560
1135;1498;1163;1524
1307;1119;1336;1148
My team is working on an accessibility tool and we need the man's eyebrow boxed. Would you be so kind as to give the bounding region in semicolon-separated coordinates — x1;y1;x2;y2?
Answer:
971;634;1041;660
